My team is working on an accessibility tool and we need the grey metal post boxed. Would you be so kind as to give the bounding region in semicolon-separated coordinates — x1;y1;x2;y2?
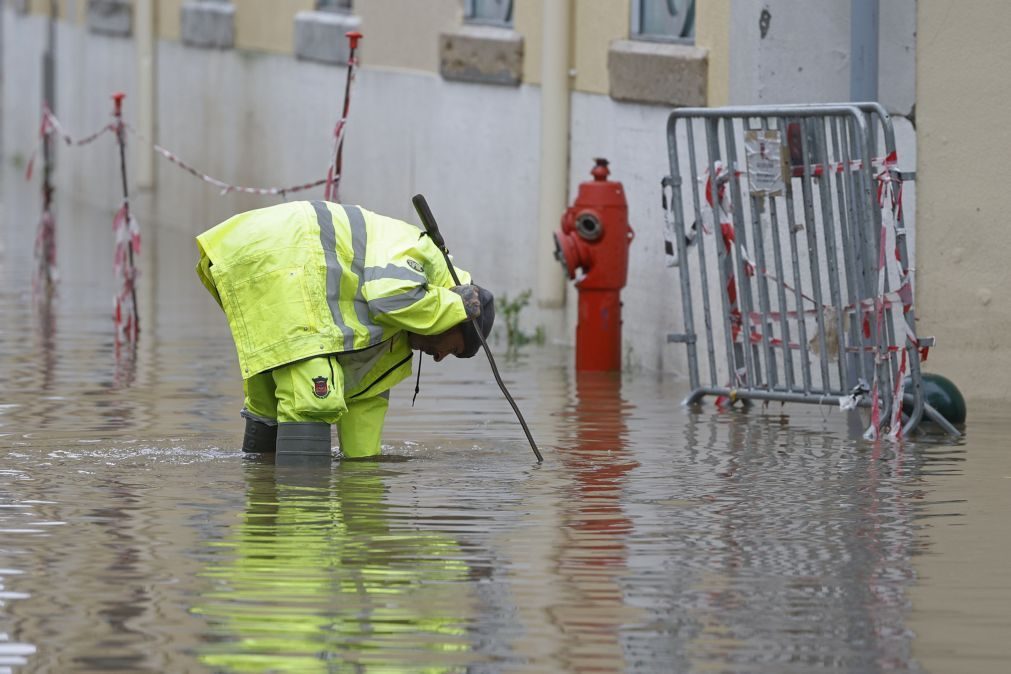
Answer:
761;117;795;391
685;121;719;387
812;118;848;392
666;116;701;391
43;1;56;168
850;0;879;102
723;118;760;386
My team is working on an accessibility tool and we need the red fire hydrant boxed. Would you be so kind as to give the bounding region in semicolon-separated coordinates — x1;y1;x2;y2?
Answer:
553;158;634;371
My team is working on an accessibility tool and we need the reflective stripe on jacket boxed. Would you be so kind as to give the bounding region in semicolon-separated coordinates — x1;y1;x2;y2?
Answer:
195;200;471;378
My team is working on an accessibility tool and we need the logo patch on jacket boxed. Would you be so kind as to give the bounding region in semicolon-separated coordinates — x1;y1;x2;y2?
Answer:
407;259;424;274
312;376;330;398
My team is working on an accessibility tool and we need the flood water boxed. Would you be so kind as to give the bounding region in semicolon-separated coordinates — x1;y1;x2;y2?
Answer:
1;187;1009;673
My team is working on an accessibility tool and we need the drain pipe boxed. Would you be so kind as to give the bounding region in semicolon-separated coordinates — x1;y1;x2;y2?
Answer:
135;0;155;189
536;0;572;309
850;0;879;101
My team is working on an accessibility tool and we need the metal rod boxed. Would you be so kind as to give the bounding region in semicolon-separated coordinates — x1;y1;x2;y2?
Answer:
761;116;795;391
705;118;742;391
666;116;700;390
327;31;362;202
812;117;848;389
830;115;863;387
743;118;776;390
411;194;543;463
781;118;812;392
683;120;718;387
723;118;760;385
113;92;139;340
850;0;880;102
797;118;832;390
42;0;56;204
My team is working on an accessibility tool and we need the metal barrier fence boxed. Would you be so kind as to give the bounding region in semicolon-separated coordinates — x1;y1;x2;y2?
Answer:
663;103;957;437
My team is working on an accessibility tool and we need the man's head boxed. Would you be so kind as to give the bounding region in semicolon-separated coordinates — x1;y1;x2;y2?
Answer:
408;285;495;361
408;326;467;362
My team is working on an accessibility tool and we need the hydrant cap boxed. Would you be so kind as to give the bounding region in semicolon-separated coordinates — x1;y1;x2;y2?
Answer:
591;158;610;181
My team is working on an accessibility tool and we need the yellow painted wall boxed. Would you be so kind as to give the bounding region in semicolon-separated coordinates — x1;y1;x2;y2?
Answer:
234;0;313;55
159;0;182;41
695;0;728;106
572;0;627;95
356;0;460;73
514;0;541;86
916;0;1011;401
27;0;78;19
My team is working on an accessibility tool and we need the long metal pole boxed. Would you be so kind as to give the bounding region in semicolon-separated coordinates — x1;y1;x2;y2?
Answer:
850;0;879;102
113;92;139;341
325;31;362;202
412;194;543;463
42;0;56;184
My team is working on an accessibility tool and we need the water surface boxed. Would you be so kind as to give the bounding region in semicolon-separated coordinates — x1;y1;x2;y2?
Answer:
1;189;1007;673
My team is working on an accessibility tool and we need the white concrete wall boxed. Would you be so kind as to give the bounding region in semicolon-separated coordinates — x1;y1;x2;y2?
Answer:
2;3;922;382
569;91;686;375
3;8;553;346
728;0;915;115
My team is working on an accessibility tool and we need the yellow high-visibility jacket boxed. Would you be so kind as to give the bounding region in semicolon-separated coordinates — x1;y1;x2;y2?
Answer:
196;200;471;405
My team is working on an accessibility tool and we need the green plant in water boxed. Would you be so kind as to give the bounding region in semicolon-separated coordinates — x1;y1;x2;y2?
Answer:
498;289;544;353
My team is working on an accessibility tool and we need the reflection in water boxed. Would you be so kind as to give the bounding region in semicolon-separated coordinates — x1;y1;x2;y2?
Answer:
552;372;640;672
668;412;924;672
192;460;476;672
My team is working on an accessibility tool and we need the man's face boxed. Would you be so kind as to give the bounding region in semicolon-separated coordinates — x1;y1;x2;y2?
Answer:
408;326;466;362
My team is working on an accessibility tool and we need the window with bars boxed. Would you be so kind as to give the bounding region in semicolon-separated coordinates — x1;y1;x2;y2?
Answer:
317;0;352;12
632;0;695;42
465;0;512;26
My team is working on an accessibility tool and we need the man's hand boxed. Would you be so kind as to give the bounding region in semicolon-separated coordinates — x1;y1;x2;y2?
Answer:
451;285;482;319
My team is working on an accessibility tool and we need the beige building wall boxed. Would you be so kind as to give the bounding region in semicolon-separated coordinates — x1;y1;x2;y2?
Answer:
916;0;1011;402
26;0;80;20
158;0;183;41
695;0;728;106
514;0;542;86
572;0;627;95
234;0;312;54
356;0;460;73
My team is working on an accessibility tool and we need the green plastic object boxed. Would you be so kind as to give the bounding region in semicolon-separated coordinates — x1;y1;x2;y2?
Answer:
905;372;967;425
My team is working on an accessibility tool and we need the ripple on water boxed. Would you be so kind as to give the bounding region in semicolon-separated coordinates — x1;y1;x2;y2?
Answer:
0;190;986;672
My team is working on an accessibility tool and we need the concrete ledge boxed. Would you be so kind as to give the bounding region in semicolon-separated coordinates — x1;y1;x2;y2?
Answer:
294;10;361;65
181;1;234;50
439;25;523;87
87;0;131;37
608;39;707;107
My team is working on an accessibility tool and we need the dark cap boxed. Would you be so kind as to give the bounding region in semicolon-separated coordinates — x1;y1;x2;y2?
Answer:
460;286;495;358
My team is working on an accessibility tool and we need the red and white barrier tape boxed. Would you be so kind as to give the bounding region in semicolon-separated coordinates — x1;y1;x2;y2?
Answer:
27;108;333;198
864;153;918;440
694;154;922;424
112;202;140;345
324;33;361;201
119;125;331;197
33;208;57;296
25;106;114;181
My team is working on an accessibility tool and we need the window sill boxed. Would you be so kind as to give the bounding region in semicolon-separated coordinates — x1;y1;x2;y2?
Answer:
294;10;362;65
87;0;132;37
439;25;523;87
181;1;235;50
608;39;707;107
